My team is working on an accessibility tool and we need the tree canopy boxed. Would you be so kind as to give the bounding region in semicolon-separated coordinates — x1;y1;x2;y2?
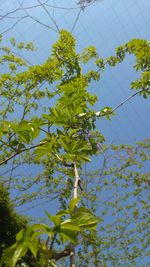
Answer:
0;30;150;266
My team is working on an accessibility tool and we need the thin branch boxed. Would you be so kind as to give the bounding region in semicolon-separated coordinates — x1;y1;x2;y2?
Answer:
53;152;74;168
16;194;59;212
79;89;149;118
0;140;49;166
37;0;60;33
71;8;82;33
111;90;149;114
0;0;49;21
25;13;58;32
11;50;34;66
96;89;148;117
45;2;98;10
0;139;17;152
8;158;15;189
50;232;57;250
0;16;28;35
51;246;73;261
17;0;58;33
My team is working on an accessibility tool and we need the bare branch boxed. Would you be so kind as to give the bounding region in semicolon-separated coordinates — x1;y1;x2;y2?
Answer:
0;0;49;21
17;0;58;33
110;90;150;114
37;0;60;33
0;16;28;35
71;8;82;33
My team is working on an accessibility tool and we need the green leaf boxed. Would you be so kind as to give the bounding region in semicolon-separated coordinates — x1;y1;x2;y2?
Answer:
16;229;25;241
56;209;69;217
79;155;91;162
32;223;51;233
17;130;31;143
28;238;38;258
60;136;70;152
71;207;98;230
33;146;48;160
46;211;61;226
61;221;80;231
60;229;77;244
12;243;28;267
68;197;80;214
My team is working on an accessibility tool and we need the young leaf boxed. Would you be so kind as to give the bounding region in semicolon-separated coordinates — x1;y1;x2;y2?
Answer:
60;229;77;244
11;243;28;267
68;197;80;214
27;238;39;258
71;207;98;230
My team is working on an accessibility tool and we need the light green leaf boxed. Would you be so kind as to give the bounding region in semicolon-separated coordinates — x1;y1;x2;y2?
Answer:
56;209;69;217
32;223;51;233
68;197;80;214
46;211;61;226
12;243;28;267
61;221;80;231
16;229;25;242
60;229;77;244
71;207;98;230
27;238;38;258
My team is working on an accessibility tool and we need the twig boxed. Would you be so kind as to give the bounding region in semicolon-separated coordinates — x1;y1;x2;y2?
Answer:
0;16;28;35
51;246;74;261
79;89;149;118
45;2;98;10
8;158;15;189
37;0;60;33
71;8;82;33
50;232;57;250
0;139;17;152
0;0;49;21
17;0;57;33
0;140;49;166
96;89;147;117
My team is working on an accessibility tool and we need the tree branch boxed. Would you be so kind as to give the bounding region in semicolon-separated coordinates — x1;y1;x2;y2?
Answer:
37;0;60;33
52;246;74;261
68;163;81;267
0;140;49;166
74;163;80;199
96;89;146;117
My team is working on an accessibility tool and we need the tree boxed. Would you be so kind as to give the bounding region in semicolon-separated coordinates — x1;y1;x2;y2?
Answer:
0;183;44;267
0;30;149;266
0;183;27;258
